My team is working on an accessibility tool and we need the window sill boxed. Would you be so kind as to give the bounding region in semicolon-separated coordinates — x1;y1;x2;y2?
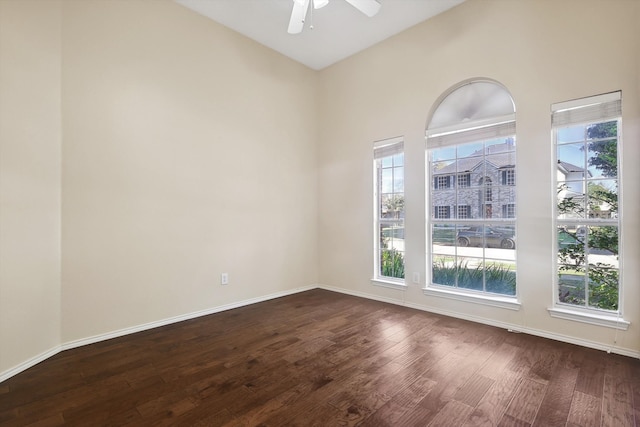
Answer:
548;307;630;330
423;286;521;311
371;278;407;291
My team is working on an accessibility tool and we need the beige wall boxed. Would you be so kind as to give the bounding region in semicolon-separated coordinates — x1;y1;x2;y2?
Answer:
318;0;640;354
1;0;318;377
60;0;319;342
0;0;62;373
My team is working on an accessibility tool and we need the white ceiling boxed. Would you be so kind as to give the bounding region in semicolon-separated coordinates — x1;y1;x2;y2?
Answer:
175;0;465;70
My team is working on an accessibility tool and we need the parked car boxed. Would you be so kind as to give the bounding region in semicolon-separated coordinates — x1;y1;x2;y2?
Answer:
456;226;516;249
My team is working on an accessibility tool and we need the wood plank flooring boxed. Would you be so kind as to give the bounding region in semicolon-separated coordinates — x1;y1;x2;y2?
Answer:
1;289;638;426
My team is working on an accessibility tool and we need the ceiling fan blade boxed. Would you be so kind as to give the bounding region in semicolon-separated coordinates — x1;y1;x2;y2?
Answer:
344;0;381;17
313;0;329;9
288;0;310;34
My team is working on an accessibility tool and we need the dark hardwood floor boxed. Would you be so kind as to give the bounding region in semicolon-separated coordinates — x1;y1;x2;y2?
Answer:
1;289;638;426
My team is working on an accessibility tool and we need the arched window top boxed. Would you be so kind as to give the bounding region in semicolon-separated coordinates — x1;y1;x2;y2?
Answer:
427;79;515;146
428;80;515;133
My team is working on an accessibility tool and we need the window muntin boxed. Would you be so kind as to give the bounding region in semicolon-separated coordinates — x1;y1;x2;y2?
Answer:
374;138;405;282
553;92;621;312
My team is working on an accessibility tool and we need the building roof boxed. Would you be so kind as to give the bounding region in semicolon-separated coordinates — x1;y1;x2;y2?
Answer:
433;142;587;177
557;160;584;173
434;143;515;175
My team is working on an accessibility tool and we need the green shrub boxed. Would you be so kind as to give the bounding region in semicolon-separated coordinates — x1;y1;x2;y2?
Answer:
381;249;404;279
432;259;516;296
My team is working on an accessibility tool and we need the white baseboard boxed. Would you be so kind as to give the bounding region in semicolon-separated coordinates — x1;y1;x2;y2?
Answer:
317;284;640;359
61;285;317;351
1;285;316;383
0;345;61;383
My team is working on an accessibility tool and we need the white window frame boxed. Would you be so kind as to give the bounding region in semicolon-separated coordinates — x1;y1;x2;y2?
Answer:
427;125;518;305
372;137;406;289
550;91;629;330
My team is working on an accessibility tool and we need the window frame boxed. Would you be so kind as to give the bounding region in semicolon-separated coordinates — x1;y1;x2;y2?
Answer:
551;91;626;327
425;80;518;307
372;137;406;288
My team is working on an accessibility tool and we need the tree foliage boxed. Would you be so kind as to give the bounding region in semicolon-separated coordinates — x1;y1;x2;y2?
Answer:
587;121;617;178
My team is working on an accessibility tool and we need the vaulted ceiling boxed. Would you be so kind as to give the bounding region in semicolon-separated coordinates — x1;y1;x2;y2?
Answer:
175;0;465;70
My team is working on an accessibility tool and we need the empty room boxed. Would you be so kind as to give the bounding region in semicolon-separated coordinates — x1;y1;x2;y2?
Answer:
1;0;639;425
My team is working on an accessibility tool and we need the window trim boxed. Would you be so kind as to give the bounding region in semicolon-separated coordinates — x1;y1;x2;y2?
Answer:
548;307;629;330
423;285;521;311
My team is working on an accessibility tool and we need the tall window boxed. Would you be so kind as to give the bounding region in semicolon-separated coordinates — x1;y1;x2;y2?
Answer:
374;137;405;282
553;92;621;312
427;80;516;298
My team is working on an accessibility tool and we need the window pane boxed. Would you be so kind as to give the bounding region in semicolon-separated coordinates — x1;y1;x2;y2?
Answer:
432;254;456;287
587;139;617;179
557;143;586;171
457;142;484;158
456;256;484;291
429;135;516;297
558;269;586;306
587;180;617;219
587;265;618;310
587;121;617;140
393;167;404;192
392;153;404;167
432;147;456;162
381;169;393;193
485;259;516;295
557;181;585;219
432;224;456;248
557;125;586;144
587;225;617;254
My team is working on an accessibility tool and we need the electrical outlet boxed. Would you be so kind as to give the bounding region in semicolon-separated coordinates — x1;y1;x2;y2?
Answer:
221;273;229;285
412;272;420;284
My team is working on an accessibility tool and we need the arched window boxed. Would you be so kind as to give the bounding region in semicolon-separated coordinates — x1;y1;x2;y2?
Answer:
426;79;517;299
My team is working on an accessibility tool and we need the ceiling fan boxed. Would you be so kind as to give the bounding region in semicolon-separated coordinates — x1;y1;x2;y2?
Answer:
288;0;382;34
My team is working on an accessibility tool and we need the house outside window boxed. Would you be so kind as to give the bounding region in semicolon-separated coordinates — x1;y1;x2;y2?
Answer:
553;92;621;313
427;80;517;300
373;137;405;283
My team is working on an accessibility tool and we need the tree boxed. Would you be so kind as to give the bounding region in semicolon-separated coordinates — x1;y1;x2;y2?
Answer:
383;195;404;220
587;121;617;178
